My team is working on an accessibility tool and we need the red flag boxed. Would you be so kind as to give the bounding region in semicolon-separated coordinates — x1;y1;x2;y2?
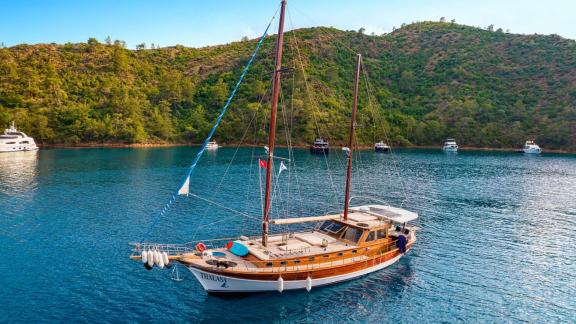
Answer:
259;159;268;168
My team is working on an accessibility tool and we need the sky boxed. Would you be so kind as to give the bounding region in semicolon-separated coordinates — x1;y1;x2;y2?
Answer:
1;0;574;49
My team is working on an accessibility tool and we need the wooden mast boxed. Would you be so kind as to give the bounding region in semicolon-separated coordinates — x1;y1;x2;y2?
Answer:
343;53;362;221
262;0;286;247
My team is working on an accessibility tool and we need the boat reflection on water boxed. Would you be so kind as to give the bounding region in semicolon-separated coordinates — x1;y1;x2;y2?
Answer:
0;150;39;194
197;259;416;321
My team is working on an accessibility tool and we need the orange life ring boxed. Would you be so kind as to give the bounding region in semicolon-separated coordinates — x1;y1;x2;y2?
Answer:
196;242;207;252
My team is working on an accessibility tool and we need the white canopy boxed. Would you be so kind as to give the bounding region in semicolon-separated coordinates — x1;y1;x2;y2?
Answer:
350;205;418;223
269;204;418;226
270;214;340;225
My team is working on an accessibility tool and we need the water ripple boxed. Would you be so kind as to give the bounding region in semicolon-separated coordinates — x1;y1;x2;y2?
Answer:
0;148;575;322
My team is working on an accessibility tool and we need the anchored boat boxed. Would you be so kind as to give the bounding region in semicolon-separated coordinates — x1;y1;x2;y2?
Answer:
0;122;38;153
374;141;390;152
206;141;219;150
522;140;541;154
442;138;458;152
310;138;330;154
130;0;418;294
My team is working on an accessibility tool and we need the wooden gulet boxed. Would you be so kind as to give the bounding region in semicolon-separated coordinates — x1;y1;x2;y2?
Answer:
130;0;419;294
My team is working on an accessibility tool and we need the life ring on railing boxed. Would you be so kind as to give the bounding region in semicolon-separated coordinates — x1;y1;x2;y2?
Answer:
196;242;207;252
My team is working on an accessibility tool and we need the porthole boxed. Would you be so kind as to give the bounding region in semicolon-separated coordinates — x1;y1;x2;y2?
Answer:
265;262;273;267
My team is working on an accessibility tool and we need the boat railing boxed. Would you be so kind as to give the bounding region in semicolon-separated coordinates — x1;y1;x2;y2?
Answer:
211;239;404;273
130;236;242;257
130;242;194;257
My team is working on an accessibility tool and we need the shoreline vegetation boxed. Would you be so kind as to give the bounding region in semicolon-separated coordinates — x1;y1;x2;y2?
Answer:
2;22;575;151
37;142;575;154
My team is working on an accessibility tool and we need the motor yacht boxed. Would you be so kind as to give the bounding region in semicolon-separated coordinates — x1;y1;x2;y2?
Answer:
374;141;390;152
523;140;541;154
442;138;458;152
206;141;219;150
0;122;38;153
310;138;329;154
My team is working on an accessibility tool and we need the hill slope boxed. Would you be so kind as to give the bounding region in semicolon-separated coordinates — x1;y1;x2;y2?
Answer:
1;22;575;150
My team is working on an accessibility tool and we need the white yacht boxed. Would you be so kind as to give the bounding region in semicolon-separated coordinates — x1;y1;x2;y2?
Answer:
442;138;458;152
523;140;541;154
206;141;219;150
0;122;38;153
374;141;390;152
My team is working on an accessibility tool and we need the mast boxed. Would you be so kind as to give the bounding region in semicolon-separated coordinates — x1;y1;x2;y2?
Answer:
262;0;286;247
343;53;362;221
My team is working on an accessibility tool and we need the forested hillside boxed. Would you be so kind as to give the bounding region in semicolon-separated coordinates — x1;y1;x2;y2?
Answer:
1;22;575;150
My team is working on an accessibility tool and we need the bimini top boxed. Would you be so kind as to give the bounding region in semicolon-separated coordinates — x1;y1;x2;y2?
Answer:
270;204;418;226
350;205;418;223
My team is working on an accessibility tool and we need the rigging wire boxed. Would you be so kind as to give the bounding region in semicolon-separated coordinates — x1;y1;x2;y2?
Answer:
287;8;342;213
288;4;412;207
187;192;261;223
139;10;278;243
189;75;275;241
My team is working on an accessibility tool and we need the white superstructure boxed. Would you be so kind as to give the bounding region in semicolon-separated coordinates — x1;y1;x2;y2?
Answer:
442;138;458;152
374;141;390;152
206;141;219;150
0;122;38;153
523;140;541;154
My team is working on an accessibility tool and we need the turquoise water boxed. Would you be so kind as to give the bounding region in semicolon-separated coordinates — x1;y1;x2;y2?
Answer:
1;147;575;322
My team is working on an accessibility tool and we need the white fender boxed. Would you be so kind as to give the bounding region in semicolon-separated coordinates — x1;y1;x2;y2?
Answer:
306;276;312;292
162;252;170;266
158;252;165;269
141;250;148;264
146;250;154;267
154;251;161;265
277;276;284;293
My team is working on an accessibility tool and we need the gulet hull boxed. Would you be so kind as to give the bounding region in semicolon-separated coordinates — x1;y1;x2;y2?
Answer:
188;251;406;293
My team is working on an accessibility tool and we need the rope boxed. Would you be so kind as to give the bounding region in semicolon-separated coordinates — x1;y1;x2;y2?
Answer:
187;193;260;222
139;14;276;243
287;9;341;212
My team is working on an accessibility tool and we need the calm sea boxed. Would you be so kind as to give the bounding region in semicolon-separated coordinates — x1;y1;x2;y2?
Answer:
0;147;574;322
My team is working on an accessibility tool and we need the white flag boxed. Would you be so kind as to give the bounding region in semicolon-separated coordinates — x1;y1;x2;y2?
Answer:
177;175;190;196
278;161;287;175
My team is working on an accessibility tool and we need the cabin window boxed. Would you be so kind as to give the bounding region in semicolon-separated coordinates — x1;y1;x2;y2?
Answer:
319;221;345;234
377;229;387;239
293;260;301;264
351;250;358;254
20;141;29;144
308;257;315;261
280;261;287;266
366;231;376;242
265;262;273;267
343;227;363;243
323;254;330;258
6;142;15;144
337;252;344;256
